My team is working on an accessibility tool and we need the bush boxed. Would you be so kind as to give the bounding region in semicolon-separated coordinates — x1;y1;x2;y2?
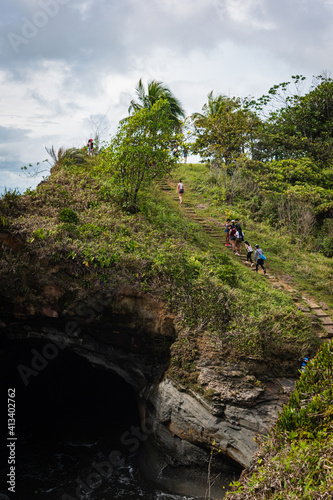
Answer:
59;208;79;224
316;218;333;257
0;188;21;215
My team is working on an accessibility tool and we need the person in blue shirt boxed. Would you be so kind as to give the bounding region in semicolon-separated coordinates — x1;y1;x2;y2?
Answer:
254;244;266;274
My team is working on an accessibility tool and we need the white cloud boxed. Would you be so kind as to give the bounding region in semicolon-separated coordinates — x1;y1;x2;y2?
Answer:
0;0;332;190
221;0;275;29
0;169;46;194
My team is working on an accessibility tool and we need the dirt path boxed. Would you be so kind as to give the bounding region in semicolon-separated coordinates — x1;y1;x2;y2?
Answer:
158;179;333;342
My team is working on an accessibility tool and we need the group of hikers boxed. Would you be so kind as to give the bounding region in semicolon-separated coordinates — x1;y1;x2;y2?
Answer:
176;180;267;274
224;218;266;273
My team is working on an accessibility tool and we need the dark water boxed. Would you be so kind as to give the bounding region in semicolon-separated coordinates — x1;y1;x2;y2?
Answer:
0;340;238;499
4;434;232;500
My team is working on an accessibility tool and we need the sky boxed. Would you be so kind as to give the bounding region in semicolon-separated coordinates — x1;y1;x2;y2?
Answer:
0;0;333;193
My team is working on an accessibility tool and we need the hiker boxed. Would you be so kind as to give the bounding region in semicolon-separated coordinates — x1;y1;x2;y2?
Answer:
176;179;185;204
254;244;266;274
184;148;188;163
300;356;309;373
87;139;94;155
235;222;243;256
244;240;254;266
229;221;237;252
224;218;231;247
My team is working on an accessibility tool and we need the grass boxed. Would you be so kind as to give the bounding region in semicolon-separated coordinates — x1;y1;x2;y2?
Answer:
165;162;333;499
2;156;332;498
0;158;319;381
170;162;333;316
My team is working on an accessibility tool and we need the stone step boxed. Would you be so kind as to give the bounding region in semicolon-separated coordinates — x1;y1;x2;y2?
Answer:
319;316;333;325
297;306;311;313
313;309;329;317
302;298;320;309
323;324;333;336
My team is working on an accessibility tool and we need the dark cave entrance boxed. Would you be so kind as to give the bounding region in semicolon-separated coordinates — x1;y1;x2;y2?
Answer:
1;338;141;442
0;338;143;499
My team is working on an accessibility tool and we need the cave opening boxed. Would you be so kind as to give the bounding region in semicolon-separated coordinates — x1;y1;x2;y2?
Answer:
0;338;144;499
1;338;141;441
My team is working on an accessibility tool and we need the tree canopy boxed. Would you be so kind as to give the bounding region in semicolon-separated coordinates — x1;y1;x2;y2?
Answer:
190;91;259;166
252;75;333;165
128;78;185;131
102;99;179;211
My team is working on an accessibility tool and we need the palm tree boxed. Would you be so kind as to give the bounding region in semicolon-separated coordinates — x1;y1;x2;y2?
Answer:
191;91;238;123
190;91;260;167
128;78;185;131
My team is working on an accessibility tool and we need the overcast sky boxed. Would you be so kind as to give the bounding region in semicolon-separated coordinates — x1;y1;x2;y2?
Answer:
1;0;333;193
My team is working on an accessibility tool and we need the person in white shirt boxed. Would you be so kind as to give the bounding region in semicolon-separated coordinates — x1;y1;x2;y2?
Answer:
244;240;254;266
176;179;185;204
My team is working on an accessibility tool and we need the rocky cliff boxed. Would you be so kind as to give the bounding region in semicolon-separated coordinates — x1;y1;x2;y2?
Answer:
0;229;295;471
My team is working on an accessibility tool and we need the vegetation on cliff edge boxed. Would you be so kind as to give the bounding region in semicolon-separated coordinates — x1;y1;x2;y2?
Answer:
226;342;333;499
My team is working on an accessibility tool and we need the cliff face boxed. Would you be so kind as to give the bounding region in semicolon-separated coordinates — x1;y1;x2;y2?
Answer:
151;375;294;468
0;231;295;470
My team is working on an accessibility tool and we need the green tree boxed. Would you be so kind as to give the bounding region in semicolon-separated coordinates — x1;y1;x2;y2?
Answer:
102;99;179;212
253;75;333;165
190;91;259;167
128;78;185;131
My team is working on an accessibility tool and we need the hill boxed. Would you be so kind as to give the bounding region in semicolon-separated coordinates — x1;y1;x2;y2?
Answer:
1;157;332;497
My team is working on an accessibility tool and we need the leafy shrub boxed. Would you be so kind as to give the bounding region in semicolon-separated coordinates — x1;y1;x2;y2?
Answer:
32;228;47;240
316;218;333;257
59;208;79;224
98;184;115;201
276;342;333;437
0;188;21;215
59;222;79;236
213;264;239;287
79;223;104;238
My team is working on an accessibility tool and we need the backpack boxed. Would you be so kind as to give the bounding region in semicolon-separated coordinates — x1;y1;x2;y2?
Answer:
236;224;244;240
300;357;309;373
260;253;266;260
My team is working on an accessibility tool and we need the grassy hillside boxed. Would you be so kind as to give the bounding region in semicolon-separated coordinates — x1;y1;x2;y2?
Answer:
0;158;321;382
173;162;333;314
167;162;333;499
1;158;332;498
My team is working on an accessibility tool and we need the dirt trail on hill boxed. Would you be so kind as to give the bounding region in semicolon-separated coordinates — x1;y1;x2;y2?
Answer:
158;178;333;343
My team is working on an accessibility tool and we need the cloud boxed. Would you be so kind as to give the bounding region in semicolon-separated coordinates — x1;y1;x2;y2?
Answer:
0;125;31;143
0;0;333;191
0;168;44;194
2;0;332;82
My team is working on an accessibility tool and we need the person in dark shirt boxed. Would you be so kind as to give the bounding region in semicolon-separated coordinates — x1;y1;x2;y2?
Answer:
87;139;94;155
